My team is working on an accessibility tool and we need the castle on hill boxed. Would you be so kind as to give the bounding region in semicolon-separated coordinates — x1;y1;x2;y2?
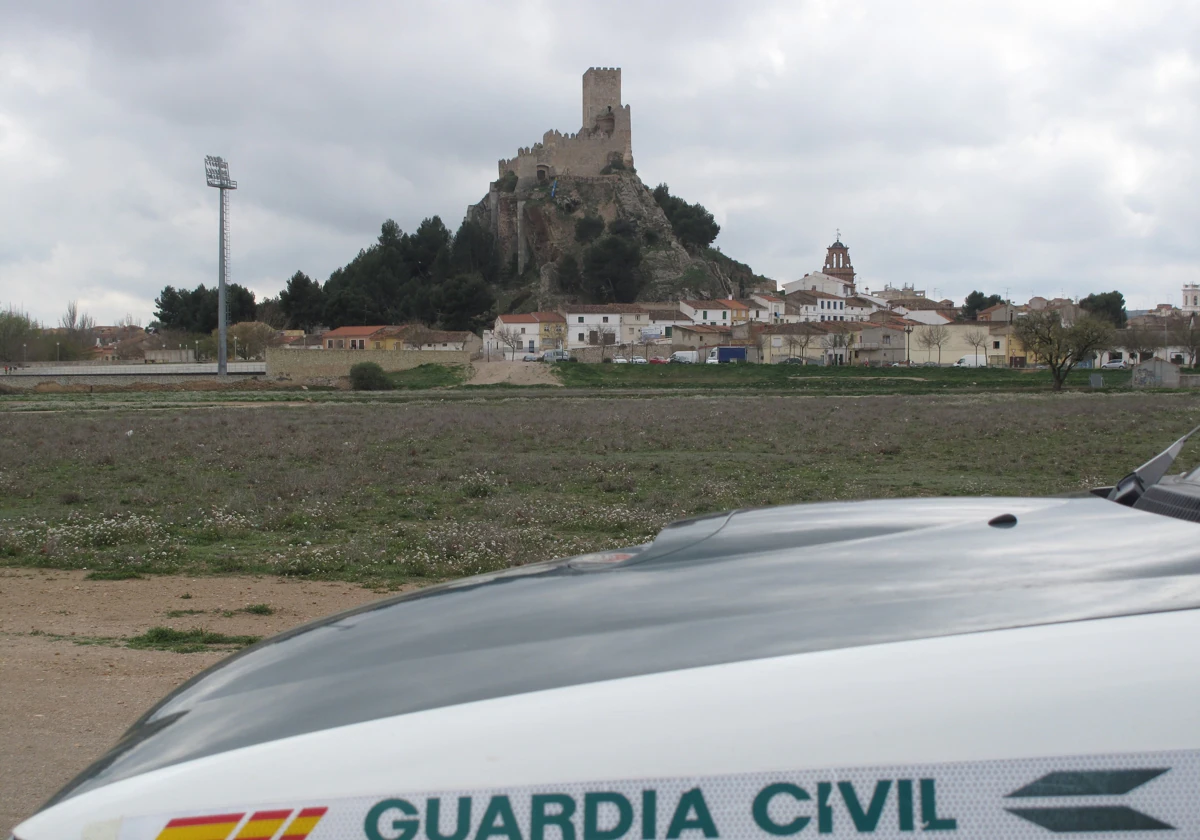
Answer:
498;67;634;191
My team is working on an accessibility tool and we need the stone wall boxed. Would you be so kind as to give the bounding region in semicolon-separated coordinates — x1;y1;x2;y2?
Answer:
0;374;262;390
495;67;633;192
266;348;471;379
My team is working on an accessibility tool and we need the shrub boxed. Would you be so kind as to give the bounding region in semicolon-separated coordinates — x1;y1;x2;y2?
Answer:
574;215;604;244
608;219;637;238
496;170;517;193
349;362;392;391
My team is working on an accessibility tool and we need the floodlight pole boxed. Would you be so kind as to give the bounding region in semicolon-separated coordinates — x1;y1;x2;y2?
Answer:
205;156;237;376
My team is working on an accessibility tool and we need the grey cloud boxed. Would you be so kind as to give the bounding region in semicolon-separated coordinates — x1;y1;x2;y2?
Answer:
0;0;1197;323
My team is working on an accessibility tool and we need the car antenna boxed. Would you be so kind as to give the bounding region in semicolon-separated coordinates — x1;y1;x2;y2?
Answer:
1107;422;1200;506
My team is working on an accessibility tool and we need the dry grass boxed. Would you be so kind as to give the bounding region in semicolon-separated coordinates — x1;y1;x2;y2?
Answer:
1;391;1198;584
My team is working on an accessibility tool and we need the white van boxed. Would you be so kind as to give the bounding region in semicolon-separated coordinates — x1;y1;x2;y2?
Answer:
669;350;699;364
954;355;987;368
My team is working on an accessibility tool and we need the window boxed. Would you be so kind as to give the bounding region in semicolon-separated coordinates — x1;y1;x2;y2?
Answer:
992;340;1000;350
722;311;728;319
578;333;584;342
702;311;708;319
578;316;584;323
327;340;333;348
665;326;672;338
520;327;526;334
602;316;609;323
883;335;891;345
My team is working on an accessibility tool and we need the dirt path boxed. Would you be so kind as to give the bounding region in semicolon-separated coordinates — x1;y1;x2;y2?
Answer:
466;360;562;386
0;570;392;834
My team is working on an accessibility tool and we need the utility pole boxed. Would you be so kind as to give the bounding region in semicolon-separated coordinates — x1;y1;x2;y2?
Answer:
204;156;237;377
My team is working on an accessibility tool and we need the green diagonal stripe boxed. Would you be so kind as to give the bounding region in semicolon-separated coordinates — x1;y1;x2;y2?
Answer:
1007;769;1169;798
1006;806;1174;832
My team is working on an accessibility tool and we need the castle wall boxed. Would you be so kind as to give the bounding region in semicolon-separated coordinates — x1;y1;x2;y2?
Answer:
496;67;633;191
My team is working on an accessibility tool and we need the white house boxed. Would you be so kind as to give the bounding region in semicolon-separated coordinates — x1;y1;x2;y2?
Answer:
748;293;786;322
678;300;733;327
785;290;851;322
781;271;855;298
561;304;645;349
844;296;880;322
629;306;693;344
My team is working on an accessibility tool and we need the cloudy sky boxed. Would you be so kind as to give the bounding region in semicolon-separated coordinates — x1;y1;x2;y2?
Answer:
1;0;1197;325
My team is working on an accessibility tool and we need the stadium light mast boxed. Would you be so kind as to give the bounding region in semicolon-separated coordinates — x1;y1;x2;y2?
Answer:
204;155;237;376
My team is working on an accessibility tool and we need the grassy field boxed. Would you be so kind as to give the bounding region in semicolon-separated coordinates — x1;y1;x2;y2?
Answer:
552;361;1135;392
1;391;1198;585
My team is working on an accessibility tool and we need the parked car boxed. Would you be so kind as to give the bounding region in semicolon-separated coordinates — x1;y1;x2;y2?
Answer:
522;353;539;362
953;355;987;368
630;356;648;364
540;350;575;362
779;357;806;365
612;357;629;364
648;357;669;364
1101;359;1129;370
669;350;699;364
18;428;1200;840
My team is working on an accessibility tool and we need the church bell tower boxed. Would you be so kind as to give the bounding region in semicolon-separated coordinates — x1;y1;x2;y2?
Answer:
823;231;856;294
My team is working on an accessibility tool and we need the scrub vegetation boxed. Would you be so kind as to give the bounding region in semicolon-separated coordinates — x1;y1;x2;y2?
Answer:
1;392;1198;586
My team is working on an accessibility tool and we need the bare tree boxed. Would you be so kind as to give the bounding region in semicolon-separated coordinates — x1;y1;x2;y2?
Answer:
1013;311;1115;391
495;327;522;360
964;328;989;367
916;324;951;365
402;325;439;351
1169;317;1200;367
254;297;288;330
1120;326;1163;364
594;324;617;360
820;330;849;366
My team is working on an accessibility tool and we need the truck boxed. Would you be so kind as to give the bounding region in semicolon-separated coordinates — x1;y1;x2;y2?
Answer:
669;350;699;364
706;346;747;364
953;355;987;368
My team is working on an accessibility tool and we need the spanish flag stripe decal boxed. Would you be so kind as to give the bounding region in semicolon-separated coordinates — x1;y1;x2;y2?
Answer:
155;813;245;840
278;806;328;840
234;809;294;840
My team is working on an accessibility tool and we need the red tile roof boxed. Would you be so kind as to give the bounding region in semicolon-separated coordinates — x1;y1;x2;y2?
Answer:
322;325;390;338
497;311;566;324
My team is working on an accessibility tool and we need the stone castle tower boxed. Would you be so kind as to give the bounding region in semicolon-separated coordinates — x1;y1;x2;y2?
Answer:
822;234;856;293
496;67;634;192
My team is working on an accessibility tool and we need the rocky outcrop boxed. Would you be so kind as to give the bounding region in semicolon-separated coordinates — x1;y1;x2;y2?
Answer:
467;170;773;310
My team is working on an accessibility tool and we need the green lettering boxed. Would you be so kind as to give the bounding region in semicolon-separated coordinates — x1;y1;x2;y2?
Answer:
896;781;913;832
476;795;524;840
838;781;891;833
428;798;473;840
752;783;811;835
366;799;420;840
642;790;657;840
532;794;577;840
919;780;957;831
585;793;633;840
817;784;832;835
665;789;718;839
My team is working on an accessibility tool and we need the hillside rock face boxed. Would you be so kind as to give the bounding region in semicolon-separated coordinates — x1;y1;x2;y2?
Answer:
464;67;775;311
467;171;769;308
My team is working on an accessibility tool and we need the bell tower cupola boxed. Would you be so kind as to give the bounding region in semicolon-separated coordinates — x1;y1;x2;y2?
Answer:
823;230;856;293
